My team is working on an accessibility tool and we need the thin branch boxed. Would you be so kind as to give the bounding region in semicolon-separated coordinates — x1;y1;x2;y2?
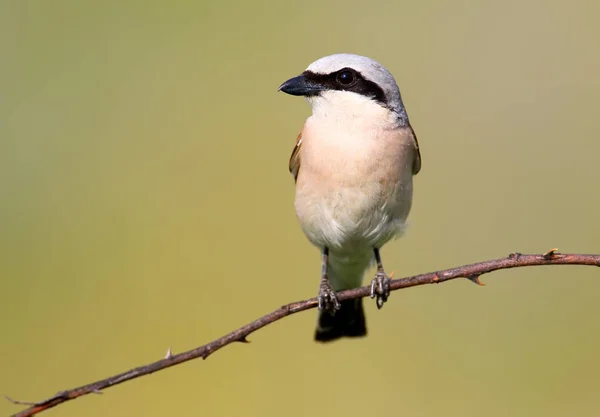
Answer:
8;251;600;417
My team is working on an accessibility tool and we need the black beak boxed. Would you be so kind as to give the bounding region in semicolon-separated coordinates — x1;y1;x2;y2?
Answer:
278;74;323;96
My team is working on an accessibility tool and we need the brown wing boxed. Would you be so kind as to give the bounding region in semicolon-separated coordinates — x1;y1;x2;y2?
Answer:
409;125;422;175
289;130;303;182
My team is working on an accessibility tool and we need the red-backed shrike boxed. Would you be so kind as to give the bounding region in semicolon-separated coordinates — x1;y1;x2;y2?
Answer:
279;54;422;342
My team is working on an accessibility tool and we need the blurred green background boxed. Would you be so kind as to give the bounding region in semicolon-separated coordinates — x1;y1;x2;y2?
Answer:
2;1;600;416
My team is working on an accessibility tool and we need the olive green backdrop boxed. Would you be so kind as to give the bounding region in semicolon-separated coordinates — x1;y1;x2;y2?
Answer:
2;1;599;416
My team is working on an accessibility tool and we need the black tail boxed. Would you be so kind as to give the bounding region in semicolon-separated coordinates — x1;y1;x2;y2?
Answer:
314;298;367;342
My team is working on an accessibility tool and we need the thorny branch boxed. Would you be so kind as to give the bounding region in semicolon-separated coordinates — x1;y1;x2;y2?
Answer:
7;251;600;417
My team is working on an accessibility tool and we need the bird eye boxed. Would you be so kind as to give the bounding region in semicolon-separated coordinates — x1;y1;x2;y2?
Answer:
336;70;356;86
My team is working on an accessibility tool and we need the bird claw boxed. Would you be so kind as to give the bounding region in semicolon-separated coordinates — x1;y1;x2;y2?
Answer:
318;280;340;314
370;270;391;309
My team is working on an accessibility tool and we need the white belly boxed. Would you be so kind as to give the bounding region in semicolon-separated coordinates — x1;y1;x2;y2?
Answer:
295;174;412;251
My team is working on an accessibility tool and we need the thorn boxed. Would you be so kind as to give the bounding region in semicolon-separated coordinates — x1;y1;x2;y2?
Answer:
91;389;103;395
388;271;395;278
508;252;522;260
466;275;485;286
202;347;211;360
53;391;69;400
236;336;250;344
164;346;173;359
5;395;37;406
543;248;559;259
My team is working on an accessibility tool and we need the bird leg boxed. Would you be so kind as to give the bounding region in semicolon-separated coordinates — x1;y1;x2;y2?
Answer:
318;247;340;314
370;248;391;309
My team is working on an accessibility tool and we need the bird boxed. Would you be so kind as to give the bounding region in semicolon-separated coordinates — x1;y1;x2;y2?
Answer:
278;53;422;342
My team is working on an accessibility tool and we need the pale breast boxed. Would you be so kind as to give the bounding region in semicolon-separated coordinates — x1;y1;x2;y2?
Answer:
294;117;415;250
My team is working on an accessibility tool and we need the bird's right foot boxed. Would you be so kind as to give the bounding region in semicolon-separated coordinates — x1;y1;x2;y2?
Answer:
318;278;341;314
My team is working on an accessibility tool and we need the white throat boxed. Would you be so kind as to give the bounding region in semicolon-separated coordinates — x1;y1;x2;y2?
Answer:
307;91;401;130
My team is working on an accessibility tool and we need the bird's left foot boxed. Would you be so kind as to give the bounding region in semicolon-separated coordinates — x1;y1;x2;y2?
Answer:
370;269;391;309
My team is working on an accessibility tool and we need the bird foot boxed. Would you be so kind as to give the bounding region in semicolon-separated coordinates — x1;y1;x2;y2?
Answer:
318;279;341;314
370;269;391;309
